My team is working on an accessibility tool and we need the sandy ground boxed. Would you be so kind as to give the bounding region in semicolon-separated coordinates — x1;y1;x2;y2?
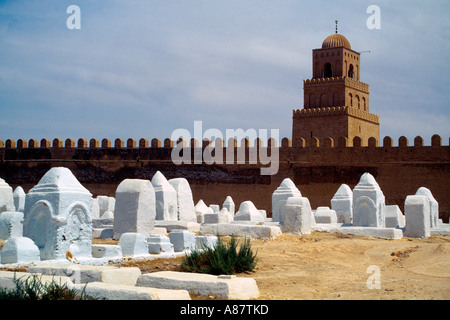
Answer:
109;232;450;300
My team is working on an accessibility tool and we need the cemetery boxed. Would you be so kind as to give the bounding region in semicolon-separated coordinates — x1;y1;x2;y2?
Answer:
0;167;449;300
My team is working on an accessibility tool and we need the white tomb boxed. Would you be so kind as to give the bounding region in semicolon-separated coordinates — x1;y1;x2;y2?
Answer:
13;186;26;213
331;184;353;223
272;178;302;223
352;173;386;228
314;206;338;224
169;230;196;252
168;178;197;222
1;237;41;264
282;196;313;235
22;167;93;260
234;201;265;222
118;233;149;257
222;196;235;215
195;235;218;250
98;196;115;217
151;171;178;221
194;199;214;223
404;195;430;238
415;187;439;228
385;205;405;228
112;179;156;240
0;178;15;214
147;235;174;254
0;211;23;240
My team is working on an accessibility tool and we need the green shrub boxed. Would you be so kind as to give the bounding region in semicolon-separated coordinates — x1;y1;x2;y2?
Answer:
0;274;96;300
181;236;257;275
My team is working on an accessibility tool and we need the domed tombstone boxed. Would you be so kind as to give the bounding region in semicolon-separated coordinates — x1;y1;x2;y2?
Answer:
222;196;235;215
23;167;93;260
314;207;338;224
112;179;156;240
194;199;213;223
331;184;353;223
13;186;26;213
151;171;177;221
1;237;40;264
0;178;15;214
168;178;197;222
415;187;439;228
234;201;265;222
352;173;385;228
272;178;302;223
98;196;115;217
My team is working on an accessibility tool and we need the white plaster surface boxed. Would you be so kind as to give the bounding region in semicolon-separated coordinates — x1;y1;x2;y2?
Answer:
1;237;41;264
352;173;385;228
13;186;25;213
168;178;197;222
404;195;431;238
331;184;353;223
272;178;302;223
0;211;24;239
0;178;15;213
151;171;178;221
234;201;265;222
282;197;313;235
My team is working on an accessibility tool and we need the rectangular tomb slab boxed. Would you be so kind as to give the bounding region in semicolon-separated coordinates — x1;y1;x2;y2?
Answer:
200;223;281;240
136;271;259;300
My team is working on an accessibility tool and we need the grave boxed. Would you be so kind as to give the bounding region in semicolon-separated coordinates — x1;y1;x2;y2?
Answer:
194;199;214;223
0;178;15;213
13;186;25;213
415;187;439;228
1;237;41;264
22;167;93;260
113;179;156;240
147;235;174;254
404;195;430;238
272;178;302;223
331;184;353;223
222;196;235;215
169;229;196;252
385;205;405;228
352;173;386;228
151;171;178;221
282;196;313;235
168;178;197;222
118;233;149;257
234;201;265;222
314;207;338;224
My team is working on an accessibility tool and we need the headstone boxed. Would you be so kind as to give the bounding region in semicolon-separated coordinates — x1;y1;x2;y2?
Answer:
147;235;174;254
0;211;24;240
385;205;405;228
168;178;197;222
101;210;114;219
222;196;235;215
204;208;233;224
0;178;15;214
404;195;430;238
282;196;313;235
151;171;178;221
195;200;214;224
314;206;338;224
98;196;115;217
209;204;220;213
331;184;353;223
234;201;265;222
352;173;385;228
118;233;149;257
169;230;196;252
272;178;302;223
195;235;218;250
92;198;100;219
1;237;41;264
112;179;156;240
23;167;93;260
13;186;26;213
415;187;439;228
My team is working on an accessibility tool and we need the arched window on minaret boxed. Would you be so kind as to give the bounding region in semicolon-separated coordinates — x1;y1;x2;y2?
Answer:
362;97;367;111
349;93;353;107
356;95;360;109
323;63;333;78
348;64;354;78
335;60;341;76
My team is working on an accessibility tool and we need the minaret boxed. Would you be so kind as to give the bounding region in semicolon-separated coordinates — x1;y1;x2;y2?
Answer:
292;27;380;147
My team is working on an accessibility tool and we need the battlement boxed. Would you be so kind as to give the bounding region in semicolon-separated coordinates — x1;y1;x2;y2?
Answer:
304;76;369;92
0;134;448;154
293;106;379;124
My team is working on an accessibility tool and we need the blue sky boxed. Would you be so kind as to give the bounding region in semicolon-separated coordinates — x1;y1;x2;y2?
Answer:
0;0;449;145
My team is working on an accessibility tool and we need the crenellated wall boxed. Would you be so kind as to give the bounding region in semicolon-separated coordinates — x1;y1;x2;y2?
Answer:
1;134;449;222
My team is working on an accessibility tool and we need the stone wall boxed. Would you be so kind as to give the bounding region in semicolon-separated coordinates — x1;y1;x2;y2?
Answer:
1;135;449;222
